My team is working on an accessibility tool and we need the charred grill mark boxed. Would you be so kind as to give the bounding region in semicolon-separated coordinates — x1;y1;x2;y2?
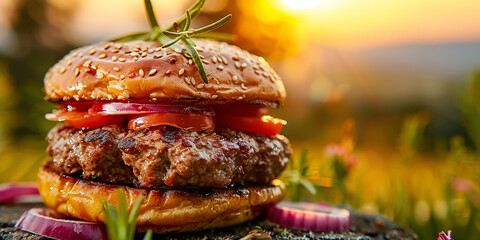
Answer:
118;137;137;153
82;129;111;146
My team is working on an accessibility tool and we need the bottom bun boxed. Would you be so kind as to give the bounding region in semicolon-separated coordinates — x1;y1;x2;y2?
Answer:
37;161;285;233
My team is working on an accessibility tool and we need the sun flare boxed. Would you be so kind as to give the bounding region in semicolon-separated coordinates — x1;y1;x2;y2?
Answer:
279;0;333;10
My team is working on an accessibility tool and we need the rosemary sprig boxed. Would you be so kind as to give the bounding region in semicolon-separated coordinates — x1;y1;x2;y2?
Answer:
111;0;232;84
104;189;152;240
282;149;317;202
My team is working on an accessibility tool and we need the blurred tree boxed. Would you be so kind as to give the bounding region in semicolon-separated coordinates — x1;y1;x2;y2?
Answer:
3;0;77;142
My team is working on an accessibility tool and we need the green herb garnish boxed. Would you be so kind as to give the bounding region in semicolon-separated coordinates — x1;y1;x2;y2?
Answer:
283;149;317;202
111;0;232;84
104;189;152;240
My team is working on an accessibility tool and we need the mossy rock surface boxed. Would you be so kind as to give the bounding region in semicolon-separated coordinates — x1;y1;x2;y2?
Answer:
0;203;416;240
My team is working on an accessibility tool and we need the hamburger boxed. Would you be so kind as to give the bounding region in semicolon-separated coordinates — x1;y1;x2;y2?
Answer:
38;39;292;233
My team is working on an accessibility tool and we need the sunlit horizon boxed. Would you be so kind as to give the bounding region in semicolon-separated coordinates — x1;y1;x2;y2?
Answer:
1;0;480;51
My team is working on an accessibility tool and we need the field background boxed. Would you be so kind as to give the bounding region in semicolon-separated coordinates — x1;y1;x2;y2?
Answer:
1;0;480;239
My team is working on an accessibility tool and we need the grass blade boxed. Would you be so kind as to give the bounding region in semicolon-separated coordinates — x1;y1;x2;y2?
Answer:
143;230;153;240
128;195;144;240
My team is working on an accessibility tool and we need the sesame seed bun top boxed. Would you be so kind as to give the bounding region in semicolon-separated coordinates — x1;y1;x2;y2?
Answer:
44;39;286;107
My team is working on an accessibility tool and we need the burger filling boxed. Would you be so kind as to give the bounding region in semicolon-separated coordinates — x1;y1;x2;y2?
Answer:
47;124;291;188
45;101;291;188
46;102;286;136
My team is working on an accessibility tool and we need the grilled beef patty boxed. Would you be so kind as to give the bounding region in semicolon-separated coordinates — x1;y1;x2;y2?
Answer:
46;125;291;188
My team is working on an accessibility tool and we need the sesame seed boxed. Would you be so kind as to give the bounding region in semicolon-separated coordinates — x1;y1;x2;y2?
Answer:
119;58;126;62
129;73;136;78
197;83;204;89
113;67;120;72
221;56;228;65
99;54;106;59
89;50;96;55
141;52;147;57
195;47;203;52
255;70;261;75
212;56;218;63
259;65;265;70
111;49;119;53
217;56;223;64
166;70;171;75
67;60;72;66
142;47;148;52
253;66;259;70
199;55;205;59
184;77;190;84
241;63;247;68
75;68;80;77
179;68;185;76
188;59;193;65
111;56;118;61
115;44;122;49
217;65;224;70
174;48;181;53
262;72;269;78
133;57;139;61
120;75;125;79
153;54;162;59
139;69;145;77
84;60;92;66
269;75;275;83
133;47;140;52
59;68;66;74
149;69;157;76
232;56;239;60
155;47;162;52
232;75;239;82
131;53;139;57
96;72;104;79
212;94;218;99
148;49;154;54
202;60;209;64
235;62;241;68
213;85;219;90
241;83;247;90
104;44;111;50
191;78;196;85
124;50;131;54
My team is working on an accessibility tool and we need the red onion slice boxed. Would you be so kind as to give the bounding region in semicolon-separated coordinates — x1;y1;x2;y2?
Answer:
95;102;215;116
266;201;350;232
0;183;39;202
16;208;107;240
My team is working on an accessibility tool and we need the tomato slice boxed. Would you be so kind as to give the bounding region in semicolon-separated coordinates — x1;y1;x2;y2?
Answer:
128;112;215;131
215;115;286;135
47;111;125;129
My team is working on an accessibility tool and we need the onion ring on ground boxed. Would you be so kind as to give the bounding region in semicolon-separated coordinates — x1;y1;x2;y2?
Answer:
266;201;350;232
15;208;108;240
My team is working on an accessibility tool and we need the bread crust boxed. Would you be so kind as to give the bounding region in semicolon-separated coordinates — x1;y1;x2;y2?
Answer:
44;40;286;107
37;161;286;233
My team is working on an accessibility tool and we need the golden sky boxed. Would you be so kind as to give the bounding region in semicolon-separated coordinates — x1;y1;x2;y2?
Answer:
2;0;480;50
297;0;480;48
